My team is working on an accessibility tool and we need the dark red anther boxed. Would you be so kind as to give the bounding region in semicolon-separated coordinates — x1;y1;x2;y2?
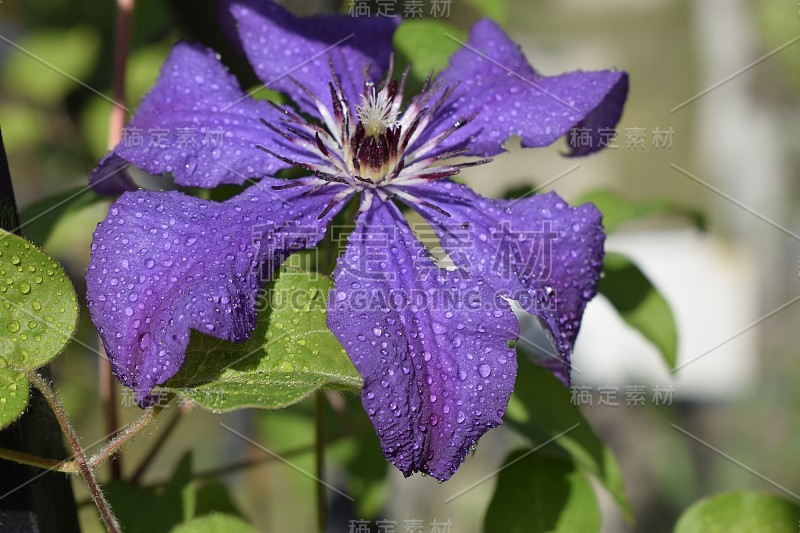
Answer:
328;82;343;124
419;199;452;218
415;168;461;181
315;132;331;158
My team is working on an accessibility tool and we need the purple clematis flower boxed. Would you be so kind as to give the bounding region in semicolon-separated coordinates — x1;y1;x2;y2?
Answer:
86;1;626;480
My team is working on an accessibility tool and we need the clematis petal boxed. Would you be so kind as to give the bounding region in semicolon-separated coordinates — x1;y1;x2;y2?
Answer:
411;19;627;159
90;42;320;192
87;179;349;402
399;180;604;384
230;0;398;120
328;197;518;481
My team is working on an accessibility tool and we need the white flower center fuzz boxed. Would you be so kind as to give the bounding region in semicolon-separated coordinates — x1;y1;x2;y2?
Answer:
356;87;398;138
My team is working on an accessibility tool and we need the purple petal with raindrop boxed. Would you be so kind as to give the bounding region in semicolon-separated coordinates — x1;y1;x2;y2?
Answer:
400;180;605;384
230;0;398;119
87;179;349;402
90;42;321;192
411;19;627;159
328;197;518;481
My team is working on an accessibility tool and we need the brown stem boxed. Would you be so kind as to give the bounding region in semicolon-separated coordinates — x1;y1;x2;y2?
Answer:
28;372;122;533
108;0;135;147
102;0;136;482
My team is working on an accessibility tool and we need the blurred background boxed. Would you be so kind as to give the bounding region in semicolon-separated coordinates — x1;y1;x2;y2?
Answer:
1;0;799;531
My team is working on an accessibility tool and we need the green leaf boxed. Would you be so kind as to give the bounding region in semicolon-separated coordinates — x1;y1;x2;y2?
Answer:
393;20;465;91
579;188;705;234
465;0;508;24
0;230;79;429
484;449;600;533
0;367;29;429
0;230;79;370
19;186;107;247
105;453;244;533
104;454;193;533
164;267;361;412
4;27;100;105
675;491;800;533
506;361;632;522
170;514;258;533
599;252;677;368
195;483;244;519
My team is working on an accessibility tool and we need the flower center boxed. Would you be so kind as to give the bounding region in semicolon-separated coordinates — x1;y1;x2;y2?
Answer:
357;86;398;138
257;57;490;217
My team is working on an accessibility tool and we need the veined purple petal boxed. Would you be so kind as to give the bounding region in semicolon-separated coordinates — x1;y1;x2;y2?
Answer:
412;19;628;158
230;0;398;119
400;180;605;384
90;42;320;192
87;179;348;402
328;197;518;481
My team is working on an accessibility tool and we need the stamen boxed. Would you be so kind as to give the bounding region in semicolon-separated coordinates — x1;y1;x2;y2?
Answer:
386;187;452;218
317;189;353;220
357;87;398;138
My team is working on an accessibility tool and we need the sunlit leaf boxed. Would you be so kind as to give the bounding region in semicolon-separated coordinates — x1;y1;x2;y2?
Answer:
170;514;258;533
0;367;28;429
4;27;100;105
164;267;361;412
484;450;600;533
599;252;677;368
465;0;508;24
0;230;79;429
393;20;465;91
675;491;800;533
580;188;705;234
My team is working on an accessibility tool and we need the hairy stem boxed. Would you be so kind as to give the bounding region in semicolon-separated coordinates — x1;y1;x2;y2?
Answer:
28;372;122;533
0;404;163;476
89;405;164;470
0;447;77;473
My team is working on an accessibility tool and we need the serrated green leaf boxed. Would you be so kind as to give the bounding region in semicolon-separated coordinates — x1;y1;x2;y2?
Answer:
4;27;100;105
0;367;29;429
579;188;705;234
170;514;257;533
393;20;465;91
506;361;632;522
599;252;677;368
484;449;600;533
164;267;361;412
0;230;79;370
675;491;800;533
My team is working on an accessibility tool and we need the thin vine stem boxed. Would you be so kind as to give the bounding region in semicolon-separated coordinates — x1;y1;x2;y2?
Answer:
89;404;165;470
27;371;122;533
0;446;77;473
0;402;164;476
